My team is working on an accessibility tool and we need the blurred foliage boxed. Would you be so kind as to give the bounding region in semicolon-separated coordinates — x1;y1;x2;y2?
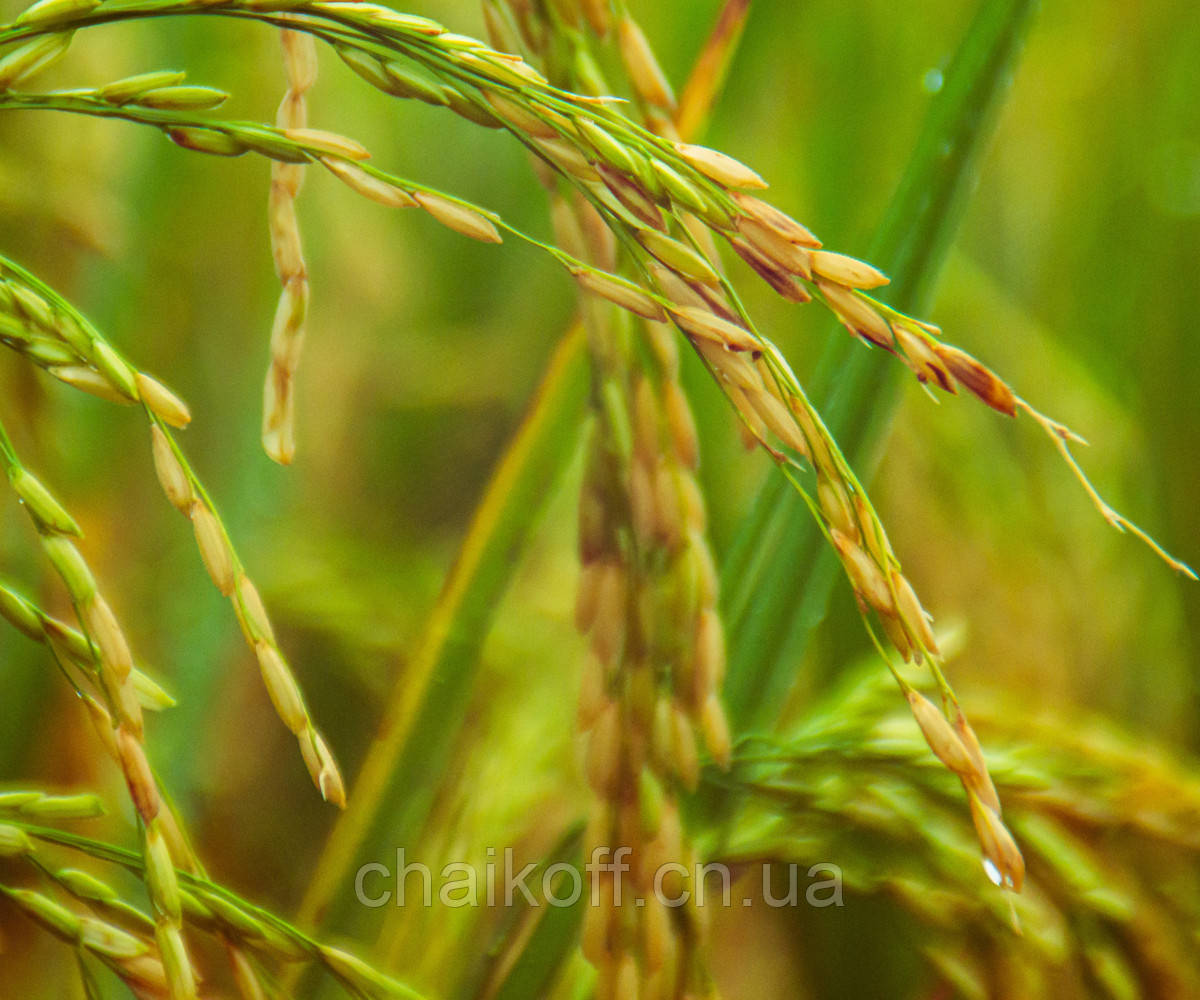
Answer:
1;0;1198;998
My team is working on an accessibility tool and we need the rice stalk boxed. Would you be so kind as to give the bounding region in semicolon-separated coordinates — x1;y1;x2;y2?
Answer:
0;36;1174;601
500;9;730;995
0;420;198;1000
0;253;345;808
262;26;317;465
0;0;1162;588
0;3;1193;995
1;817;430;999
2;0;1190;899
569;226;726;998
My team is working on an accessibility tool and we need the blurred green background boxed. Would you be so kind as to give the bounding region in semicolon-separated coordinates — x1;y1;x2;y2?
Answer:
1;0;1198;997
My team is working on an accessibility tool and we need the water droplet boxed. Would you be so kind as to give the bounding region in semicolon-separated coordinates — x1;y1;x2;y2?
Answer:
923;68;944;94
982;857;1003;887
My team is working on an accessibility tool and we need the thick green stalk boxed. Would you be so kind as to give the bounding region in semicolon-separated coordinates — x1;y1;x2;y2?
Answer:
294;326;588;937
720;0;1041;736
452;824;585;1000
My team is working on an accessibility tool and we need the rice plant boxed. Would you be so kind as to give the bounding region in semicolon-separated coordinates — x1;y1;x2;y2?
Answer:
2;1;1197;998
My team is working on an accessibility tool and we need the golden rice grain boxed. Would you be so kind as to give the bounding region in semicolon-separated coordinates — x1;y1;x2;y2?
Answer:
135;373;192;428
810;249;890;289
674;141;766;189
413;191;503;243
149;426;192;511
320;157;417;207
190;502;235;596
117;725;160;822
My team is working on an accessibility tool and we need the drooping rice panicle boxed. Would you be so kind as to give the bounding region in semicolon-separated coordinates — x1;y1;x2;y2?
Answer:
5;76;1175;591
569;218;729;998
262;26;317;465
1;0;1170;578
507;9;729;994
0;421;198;1000
0;254;345;808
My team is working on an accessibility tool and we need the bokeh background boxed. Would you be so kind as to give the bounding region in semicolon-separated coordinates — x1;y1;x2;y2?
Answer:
1;0;1198;997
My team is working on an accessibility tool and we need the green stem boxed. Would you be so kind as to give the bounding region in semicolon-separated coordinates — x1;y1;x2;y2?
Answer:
292;325;589;939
